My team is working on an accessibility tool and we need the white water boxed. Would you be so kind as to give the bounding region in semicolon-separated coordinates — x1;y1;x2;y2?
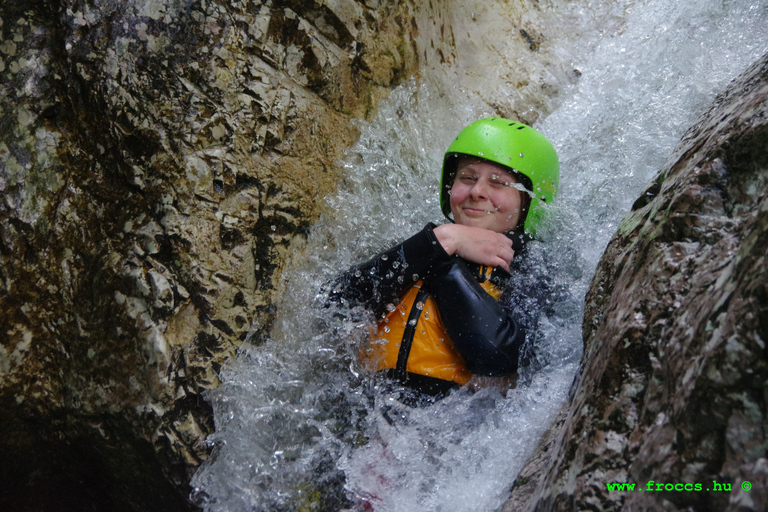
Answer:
191;1;768;511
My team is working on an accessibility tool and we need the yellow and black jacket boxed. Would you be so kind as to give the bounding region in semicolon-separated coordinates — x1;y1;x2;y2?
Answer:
329;223;535;395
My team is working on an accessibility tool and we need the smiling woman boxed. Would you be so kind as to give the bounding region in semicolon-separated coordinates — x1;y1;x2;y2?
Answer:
327;117;563;400
439;117;560;239
448;157;526;233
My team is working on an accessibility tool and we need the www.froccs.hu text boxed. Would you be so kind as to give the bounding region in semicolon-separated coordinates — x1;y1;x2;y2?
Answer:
606;480;750;492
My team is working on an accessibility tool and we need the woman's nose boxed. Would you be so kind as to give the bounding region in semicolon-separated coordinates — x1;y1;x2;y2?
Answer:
469;178;489;199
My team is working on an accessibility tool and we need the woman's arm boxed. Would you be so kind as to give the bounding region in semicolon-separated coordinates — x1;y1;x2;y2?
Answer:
326;223;452;317
429;258;526;376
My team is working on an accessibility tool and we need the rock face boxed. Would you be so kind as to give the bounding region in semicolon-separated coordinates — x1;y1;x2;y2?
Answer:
505;52;768;511
0;0;421;509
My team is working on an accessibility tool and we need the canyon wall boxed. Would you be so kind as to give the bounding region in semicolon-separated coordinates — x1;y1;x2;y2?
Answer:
1;0;421;509
505;51;768;512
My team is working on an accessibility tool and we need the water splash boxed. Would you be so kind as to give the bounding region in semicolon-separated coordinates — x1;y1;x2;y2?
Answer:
537;0;768;280
190;1;768;511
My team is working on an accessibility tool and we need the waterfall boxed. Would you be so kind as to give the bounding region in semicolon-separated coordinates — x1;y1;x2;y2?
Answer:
190;1;768;511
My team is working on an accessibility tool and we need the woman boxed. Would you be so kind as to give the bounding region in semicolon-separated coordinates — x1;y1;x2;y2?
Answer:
329;117;560;398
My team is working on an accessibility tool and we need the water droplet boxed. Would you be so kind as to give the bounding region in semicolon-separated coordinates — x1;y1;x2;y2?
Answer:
271;225;277;231
519;153;524;158
415;301;424;310
412;274;419;281
478;151;484;156
381;254;388;261
383;326;391;333
392;261;400;269
424;311;429;320
408;319;417;326
386;303;396;312
354;270;361;277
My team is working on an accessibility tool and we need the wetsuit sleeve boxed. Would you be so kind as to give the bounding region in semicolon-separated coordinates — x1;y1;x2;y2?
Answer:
429;258;525;376
327;223;451;317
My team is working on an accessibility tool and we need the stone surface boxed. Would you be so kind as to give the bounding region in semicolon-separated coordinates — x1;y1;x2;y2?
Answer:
0;0;420;509
504;52;768;512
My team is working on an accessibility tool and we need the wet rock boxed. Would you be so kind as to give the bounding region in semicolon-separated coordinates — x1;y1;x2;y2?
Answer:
504;53;768;511
0;0;421;509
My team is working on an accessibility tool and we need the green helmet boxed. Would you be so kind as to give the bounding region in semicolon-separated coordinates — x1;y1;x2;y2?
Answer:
441;117;559;237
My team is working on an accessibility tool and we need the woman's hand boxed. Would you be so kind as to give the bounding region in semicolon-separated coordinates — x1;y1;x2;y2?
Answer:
433;223;515;272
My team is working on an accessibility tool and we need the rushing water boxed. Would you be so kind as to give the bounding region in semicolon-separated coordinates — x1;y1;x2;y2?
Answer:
190;1;768;511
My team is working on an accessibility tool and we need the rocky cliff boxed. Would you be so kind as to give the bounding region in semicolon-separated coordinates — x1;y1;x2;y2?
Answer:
505;51;768;512
1;0;568;510
0;0;422;509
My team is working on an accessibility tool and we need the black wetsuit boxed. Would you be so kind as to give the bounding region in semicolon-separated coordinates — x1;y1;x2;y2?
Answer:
329;223;561;396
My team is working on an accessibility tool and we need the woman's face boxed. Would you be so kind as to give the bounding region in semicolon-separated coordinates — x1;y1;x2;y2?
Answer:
449;158;524;233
